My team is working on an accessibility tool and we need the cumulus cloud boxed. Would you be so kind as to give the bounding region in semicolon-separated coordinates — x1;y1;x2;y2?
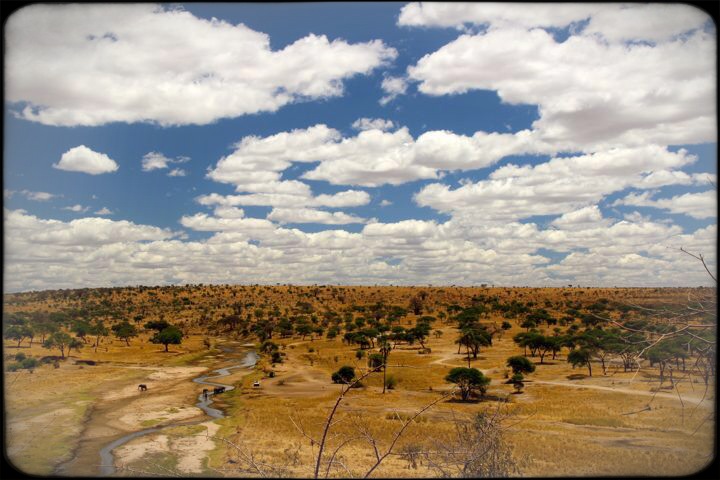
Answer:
550;205;612;231
613;190;717;220
398;3;709;42
142;152;171;171
380;76;408;105
167;168;187;177
352;117;395;131
267;208;367;225
53;145;119;175
142;151;190;172
18;190;59;201
415;146;698;221
4;206;716;292
583;4;711;43
6;4;397;126
208;123;552;189
62;204;90;213
406;16;715;151
94;207;113;215
197;189;370;210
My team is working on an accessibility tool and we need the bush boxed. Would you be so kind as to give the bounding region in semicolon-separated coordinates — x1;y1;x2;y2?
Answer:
385;374;398;390
331;365;356;384
7;357;40;372
14;352;26;362
271;351;283;364
355;349;365;360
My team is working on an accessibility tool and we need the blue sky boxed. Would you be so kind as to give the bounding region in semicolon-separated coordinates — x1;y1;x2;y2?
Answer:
3;3;717;291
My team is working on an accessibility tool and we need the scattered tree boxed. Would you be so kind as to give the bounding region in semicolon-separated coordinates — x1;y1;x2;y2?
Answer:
445;367;491;400
150;325;183;352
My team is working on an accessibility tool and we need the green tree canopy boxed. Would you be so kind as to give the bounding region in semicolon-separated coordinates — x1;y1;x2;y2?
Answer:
506;356;536;375
111;321;138;346
150;325;183;352
331;365;356;384
445;367;491;400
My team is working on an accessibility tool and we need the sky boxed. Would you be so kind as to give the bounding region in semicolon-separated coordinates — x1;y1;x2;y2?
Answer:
3;2;717;292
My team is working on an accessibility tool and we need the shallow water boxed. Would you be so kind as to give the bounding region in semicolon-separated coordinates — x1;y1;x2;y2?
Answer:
98;350;258;476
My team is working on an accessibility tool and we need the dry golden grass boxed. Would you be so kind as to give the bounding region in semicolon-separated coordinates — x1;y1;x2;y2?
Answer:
3;285;716;477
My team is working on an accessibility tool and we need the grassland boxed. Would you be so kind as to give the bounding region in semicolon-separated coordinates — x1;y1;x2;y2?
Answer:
3;285;716;477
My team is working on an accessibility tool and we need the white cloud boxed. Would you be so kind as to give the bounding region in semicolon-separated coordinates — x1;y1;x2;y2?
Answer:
53;145;119;175
406;21;716;151
550;205;612;231
4;207;716;292
352;117;395;131
213;206;245;219
5;209;175;247
613;190;717;220
63;204;90;213
179;213;277;235
6;4;397;126
415;146;697;221
267;208;367;225
167;168;186;177
94;207;113;215
380;76;408;105
18;190;58;201
197;189;370;209
141;152;170;171
397;3;599;30
398;3;709;43
583;4;711;43
209;123;551;189
142;151;190;172
379;199;392;207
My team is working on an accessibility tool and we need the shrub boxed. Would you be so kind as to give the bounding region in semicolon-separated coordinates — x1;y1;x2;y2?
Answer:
331;365;356;384
14;352;26;362
271;351;283;364
355;349;365;360
385;374;398;390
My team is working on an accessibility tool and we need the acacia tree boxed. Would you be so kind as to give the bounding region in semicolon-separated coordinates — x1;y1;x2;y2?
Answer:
4;324;33;348
111;321;138;346
506;356;536;376
42;331;83;358
150;325;183;352
567;348;593;376
456;324;492;367
331;365;356;384
368;336;393;393
445;367;491;400
90;320;109;352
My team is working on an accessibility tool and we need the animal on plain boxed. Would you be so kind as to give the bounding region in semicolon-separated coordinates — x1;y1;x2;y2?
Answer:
213;386;225;394
202;388;209;399
138;384;147;391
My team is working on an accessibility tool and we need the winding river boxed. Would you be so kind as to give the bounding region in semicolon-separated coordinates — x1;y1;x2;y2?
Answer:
98;350;258;476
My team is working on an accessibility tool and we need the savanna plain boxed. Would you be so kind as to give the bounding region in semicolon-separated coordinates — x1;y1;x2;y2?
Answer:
3;284;716;477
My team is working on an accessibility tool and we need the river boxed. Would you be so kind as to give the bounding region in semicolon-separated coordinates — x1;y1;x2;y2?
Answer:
97;349;258;476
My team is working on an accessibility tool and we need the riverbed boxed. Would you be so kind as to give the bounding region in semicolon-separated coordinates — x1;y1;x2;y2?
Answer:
54;347;257;477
